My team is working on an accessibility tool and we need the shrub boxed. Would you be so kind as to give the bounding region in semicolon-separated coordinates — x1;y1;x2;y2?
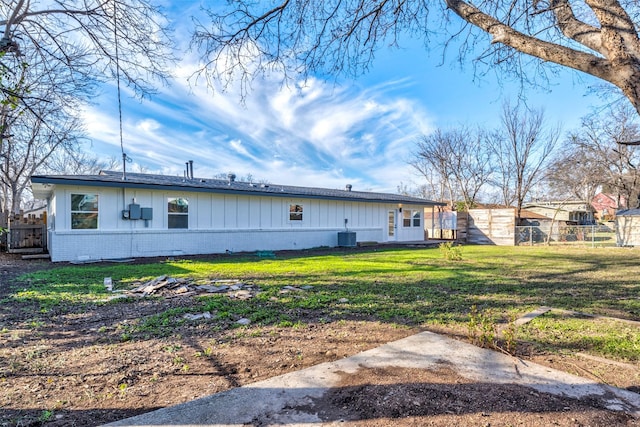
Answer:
439;242;463;261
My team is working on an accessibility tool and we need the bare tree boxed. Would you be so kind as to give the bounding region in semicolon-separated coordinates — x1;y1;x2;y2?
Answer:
545;144;607;205
488;101;560;220
567;104;640;207
0;58;86;213
1;115;84;214
0;1;174;213
411;127;494;210
195;0;640;113
0;41;97;214
43;151;120;176
1;0;174;99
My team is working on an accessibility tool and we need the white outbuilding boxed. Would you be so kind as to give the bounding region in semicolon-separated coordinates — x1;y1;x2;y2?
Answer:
616;208;640;246
31;171;444;262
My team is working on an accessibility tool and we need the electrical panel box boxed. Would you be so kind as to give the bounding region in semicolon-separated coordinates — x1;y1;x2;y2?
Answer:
129;203;141;220
141;207;153;220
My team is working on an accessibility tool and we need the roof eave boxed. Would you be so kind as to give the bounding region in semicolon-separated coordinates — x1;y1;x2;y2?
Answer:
30;176;446;206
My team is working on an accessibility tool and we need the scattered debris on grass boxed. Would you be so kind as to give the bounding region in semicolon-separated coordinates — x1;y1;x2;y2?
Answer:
183;312;213;321
122;276;261;299
279;285;314;294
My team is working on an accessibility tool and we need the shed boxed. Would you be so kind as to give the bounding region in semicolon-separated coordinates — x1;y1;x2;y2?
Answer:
30;171;445;262
615;209;640;246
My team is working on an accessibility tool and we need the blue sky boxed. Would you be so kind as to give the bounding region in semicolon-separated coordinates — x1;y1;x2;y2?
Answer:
79;3;605;194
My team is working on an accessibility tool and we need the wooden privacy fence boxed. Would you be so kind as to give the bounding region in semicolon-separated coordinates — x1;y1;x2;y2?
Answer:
3;211;47;253
457;209;516;245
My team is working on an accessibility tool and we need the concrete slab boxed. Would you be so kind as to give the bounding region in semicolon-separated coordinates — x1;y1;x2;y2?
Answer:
104;331;640;426
513;306;552;326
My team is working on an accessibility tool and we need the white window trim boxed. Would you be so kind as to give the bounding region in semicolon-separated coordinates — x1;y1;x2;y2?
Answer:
402;208;422;228
70;193;99;230
167;197;189;229
289;203;304;222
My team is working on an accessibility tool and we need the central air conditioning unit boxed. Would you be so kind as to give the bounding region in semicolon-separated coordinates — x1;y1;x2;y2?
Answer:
337;231;356;247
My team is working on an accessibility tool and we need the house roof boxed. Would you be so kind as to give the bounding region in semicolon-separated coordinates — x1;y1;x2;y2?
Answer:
519;209;551;220
522;201;594;212
616;209;640;216
31;170;445;206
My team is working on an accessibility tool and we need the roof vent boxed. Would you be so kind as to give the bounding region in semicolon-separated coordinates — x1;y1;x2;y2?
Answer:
346;184;352;192
228;173;236;184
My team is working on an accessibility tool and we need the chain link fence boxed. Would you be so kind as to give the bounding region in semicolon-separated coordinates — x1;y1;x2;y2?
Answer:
515;224;617;247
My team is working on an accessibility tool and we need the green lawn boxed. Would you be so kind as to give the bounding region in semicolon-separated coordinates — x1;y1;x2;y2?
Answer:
6;245;640;361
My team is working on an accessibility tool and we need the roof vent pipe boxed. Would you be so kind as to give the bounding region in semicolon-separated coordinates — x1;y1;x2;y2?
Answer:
189;160;194;179
185;162;189;179
228;173;236;184
346;184;352;192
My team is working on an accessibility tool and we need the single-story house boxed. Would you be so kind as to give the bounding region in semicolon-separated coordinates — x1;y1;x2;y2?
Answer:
522;200;595;225
30;171;445;262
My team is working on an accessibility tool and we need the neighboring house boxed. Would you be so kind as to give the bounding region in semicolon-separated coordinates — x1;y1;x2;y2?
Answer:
30;171;445;262
522;200;595;225
515;209;553;226
591;193;622;221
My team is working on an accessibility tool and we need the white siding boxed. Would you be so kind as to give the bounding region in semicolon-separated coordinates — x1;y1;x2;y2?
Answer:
47;185;430;261
260;198;272;228
224;195;237;228
237;197;250;228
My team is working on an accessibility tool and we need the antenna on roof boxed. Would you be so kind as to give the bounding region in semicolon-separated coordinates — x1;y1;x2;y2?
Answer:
122;153;132;179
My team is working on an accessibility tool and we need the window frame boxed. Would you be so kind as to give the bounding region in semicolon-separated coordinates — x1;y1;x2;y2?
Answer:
70;193;99;230
402;209;422;228
167;197;189;229
402;209;412;227
412;210;422;227
289;204;304;221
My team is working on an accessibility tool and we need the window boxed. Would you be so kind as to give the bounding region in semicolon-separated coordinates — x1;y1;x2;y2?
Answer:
71;194;99;229
289;204;303;221
403;209;412;227
413;210;421;227
168;197;188;229
403;209;421;228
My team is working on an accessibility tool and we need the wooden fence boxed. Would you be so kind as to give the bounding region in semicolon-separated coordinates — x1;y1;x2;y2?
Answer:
460;209;516;246
2;211;47;253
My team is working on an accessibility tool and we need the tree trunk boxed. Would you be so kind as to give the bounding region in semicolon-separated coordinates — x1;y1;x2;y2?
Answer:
610;63;640;116
10;185;20;215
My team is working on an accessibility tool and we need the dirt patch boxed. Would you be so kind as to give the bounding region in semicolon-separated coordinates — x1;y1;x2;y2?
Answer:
290;366;636;426
0;252;639;426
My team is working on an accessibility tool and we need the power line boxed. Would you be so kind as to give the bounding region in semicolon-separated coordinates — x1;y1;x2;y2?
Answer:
113;0;126;180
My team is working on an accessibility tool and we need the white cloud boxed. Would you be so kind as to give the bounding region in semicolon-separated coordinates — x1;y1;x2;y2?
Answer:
80;50;436;192
229;139;251;157
137;119;162;132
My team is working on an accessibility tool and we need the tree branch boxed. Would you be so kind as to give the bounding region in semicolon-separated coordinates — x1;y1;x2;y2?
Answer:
446;0;614;81
548;0;602;53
